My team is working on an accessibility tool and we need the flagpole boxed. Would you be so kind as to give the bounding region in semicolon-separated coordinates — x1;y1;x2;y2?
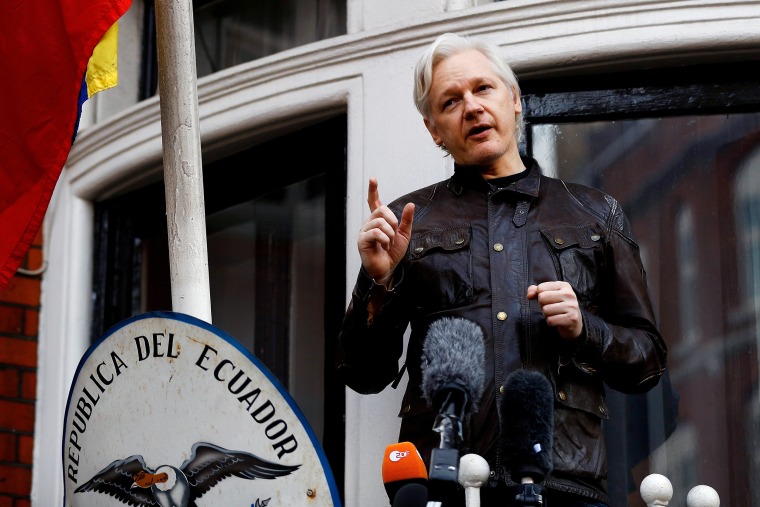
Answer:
153;0;212;323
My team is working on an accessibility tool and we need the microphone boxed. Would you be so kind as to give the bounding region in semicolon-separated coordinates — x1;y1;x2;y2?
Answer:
421;317;486;503
500;369;554;506
382;441;428;505
458;453;490;507
392;483;428;507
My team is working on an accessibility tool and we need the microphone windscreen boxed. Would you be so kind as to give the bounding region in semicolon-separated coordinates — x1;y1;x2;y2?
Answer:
500;369;554;482
392;483;428;507
421;317;486;412
382;442;428;503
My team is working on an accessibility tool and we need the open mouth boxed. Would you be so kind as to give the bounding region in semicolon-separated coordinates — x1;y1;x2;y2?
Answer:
468;125;491;137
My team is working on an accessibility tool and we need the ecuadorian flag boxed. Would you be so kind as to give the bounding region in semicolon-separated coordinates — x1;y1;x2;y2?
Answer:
0;0;132;290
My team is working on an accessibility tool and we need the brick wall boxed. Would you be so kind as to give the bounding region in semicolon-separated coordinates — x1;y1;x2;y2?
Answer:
0;233;42;507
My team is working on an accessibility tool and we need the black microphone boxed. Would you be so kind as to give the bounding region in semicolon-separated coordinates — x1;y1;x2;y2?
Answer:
421;317;486;503
500;369;554;506
392;482;428;507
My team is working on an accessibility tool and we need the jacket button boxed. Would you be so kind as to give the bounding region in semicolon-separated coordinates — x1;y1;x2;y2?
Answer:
554;237;565;245
493;243;504;252
591;234;601;241
414;247;424;253
499;385;506;394
558;390;567;401
402;404;411;414
455;238;465;245
489;470;495;478
497;312;507;321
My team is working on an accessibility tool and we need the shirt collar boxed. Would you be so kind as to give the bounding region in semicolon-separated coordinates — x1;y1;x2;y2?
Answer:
449;155;542;198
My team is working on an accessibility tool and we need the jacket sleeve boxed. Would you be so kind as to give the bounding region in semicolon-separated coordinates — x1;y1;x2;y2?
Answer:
335;266;411;395
568;202;667;394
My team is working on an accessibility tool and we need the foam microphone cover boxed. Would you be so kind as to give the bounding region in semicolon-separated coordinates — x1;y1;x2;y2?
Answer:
382;441;428;504
421;317;486;413
392;483;428;507
501;369;554;483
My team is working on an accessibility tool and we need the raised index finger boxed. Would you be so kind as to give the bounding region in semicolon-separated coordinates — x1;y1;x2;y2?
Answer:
367;177;383;212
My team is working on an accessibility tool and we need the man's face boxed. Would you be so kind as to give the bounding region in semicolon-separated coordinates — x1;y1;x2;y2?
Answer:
424;49;522;170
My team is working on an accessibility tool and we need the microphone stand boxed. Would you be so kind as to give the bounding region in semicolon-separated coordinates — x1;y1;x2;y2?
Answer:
514;478;546;506
428;383;468;505
512;464;548;506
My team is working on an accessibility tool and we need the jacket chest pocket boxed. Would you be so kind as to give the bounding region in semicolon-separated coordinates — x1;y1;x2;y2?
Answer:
540;224;605;304
407;226;473;311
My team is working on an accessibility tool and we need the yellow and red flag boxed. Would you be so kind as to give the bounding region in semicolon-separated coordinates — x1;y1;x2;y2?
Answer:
0;0;132;289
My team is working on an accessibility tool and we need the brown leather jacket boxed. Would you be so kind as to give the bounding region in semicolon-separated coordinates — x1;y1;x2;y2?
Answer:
336;157;667;503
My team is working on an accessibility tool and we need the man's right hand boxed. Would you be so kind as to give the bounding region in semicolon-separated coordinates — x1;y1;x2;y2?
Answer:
358;177;414;286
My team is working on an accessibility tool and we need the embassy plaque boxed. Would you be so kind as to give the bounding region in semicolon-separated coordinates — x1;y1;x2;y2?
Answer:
62;311;342;507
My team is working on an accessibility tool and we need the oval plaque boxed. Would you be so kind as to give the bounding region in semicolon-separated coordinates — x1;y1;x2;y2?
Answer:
62;311;342;507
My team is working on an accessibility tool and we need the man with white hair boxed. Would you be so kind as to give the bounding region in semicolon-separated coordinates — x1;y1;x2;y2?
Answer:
337;32;667;507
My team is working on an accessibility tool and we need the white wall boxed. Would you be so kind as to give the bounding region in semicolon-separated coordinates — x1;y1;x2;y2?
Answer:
35;1;760;505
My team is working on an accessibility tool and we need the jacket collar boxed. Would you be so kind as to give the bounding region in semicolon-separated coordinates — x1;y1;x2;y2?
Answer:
448;155;542;198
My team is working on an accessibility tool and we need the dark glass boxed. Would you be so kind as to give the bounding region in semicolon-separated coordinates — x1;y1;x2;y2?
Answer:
530;113;760;507
139;0;347;96
194;0;347;77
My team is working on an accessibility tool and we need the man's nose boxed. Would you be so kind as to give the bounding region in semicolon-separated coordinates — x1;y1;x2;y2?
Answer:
463;93;483;117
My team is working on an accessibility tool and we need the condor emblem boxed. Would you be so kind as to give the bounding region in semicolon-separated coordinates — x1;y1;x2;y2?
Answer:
62;311;341;507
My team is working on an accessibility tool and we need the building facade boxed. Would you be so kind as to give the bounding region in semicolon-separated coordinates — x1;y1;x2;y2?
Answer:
1;1;759;506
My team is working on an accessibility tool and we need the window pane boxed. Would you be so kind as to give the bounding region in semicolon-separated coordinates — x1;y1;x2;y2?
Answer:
194;0;347;77
206;176;326;439
532;113;760;506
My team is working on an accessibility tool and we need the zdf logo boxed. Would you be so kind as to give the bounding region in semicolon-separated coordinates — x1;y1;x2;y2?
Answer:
389;450;410;462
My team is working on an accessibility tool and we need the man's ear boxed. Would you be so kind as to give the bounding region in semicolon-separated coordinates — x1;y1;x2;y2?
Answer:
424;118;442;146
512;89;523;113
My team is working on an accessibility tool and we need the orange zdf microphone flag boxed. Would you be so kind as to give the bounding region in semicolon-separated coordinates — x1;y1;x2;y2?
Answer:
382;441;428;503
0;0;132;290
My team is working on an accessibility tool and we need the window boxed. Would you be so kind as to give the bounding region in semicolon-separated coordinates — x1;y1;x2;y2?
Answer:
194;0;346;77
139;0;347;97
523;62;760;506
91;114;347;499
